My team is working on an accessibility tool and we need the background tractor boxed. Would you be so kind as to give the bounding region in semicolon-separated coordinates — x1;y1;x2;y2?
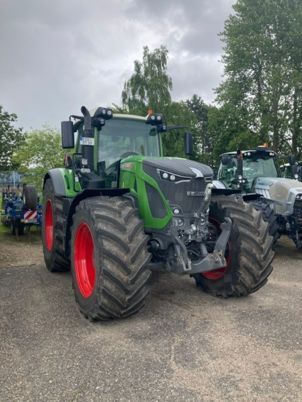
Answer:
279;156;302;182
42;106;274;321
216;147;302;248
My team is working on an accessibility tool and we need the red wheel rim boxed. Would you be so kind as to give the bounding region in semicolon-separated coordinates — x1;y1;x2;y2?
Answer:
45;200;54;251
201;218;231;280
74;223;96;298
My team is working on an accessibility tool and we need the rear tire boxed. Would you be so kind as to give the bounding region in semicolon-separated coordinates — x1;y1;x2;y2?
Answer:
42;179;70;272
70;196;151;320
194;195;274;297
23;185;38;210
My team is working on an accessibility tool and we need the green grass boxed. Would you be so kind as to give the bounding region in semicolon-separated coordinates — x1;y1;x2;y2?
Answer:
0;223;7;234
0;194;7;233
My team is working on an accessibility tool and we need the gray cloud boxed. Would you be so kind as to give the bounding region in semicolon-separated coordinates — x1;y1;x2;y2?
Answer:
0;0;234;130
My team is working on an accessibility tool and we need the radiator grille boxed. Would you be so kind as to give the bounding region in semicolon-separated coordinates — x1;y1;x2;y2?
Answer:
144;164;208;214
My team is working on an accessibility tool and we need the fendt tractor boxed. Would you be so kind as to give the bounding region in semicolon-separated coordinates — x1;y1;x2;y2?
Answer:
42;106;274;321
216;147;302;248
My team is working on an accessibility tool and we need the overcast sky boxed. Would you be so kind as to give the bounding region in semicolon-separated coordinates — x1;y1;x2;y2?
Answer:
0;0;234;131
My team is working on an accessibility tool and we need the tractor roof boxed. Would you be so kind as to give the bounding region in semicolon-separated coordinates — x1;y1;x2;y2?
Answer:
112;113;146;121
89;107;146;122
221;148;277;158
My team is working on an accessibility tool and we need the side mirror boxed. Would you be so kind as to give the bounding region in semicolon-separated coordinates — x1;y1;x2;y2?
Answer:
184;132;193;156
61;121;74;149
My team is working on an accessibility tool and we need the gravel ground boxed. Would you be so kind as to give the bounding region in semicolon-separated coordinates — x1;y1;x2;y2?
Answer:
0;232;301;402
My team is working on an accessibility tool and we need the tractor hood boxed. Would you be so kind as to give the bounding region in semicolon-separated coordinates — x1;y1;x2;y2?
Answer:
142;157;213;179
254;177;302;215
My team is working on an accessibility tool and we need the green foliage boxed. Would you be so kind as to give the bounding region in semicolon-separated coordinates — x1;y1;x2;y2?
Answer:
207;103;258;164
0;105;24;170
122;46;172;116
12;127;65;191
217;0;302;157
186;95;214;165
122;46;198;157
162;101;197;158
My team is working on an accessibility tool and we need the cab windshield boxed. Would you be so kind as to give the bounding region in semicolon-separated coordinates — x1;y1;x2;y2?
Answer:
218;155;279;190
98;118;160;168
243;156;279;187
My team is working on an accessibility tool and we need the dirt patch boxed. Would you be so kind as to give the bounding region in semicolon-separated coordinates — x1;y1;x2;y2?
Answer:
0;231;43;268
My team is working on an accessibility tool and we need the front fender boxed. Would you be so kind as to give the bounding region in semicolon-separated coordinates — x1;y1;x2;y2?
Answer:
43;169;68;197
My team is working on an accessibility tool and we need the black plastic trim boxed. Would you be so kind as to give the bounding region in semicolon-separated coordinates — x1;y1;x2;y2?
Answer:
44;169;67;196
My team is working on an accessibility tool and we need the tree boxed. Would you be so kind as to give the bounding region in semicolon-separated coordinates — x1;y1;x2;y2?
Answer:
207;104;259;165
217;0;302;157
122;46;172;116
186;95;216;165
12;127;65;191
162;101;197;158
122;46;198;157
0;105;24;170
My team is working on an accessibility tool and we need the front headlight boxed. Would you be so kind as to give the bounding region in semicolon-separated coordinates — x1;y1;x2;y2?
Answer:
157;169;191;183
296;194;302;200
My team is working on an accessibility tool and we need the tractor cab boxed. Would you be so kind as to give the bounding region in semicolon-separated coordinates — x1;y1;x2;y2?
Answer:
279;156;302;182
61;106;193;191
97;115;161;167
218;147;280;191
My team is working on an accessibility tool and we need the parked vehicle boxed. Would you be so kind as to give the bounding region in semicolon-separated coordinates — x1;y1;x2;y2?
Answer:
1;185;42;235
280;157;302;181
216;147;302;248
42;106;274;321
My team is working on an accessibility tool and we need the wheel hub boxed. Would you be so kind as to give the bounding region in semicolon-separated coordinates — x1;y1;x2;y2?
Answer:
74;223;96;298
45;200;54;251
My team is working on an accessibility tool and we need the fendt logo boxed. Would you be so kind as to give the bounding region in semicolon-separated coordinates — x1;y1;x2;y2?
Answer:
189;167;204;178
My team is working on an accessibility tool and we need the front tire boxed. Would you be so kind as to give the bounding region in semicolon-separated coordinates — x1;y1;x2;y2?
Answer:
251;198;280;245
194;195;274;297
70;196;151;320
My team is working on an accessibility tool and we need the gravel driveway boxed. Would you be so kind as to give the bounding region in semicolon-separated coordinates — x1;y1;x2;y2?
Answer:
0;232;301;401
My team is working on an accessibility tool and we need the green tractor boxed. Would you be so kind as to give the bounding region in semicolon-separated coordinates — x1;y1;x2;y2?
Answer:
216;147;302;248
42;107;274;321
